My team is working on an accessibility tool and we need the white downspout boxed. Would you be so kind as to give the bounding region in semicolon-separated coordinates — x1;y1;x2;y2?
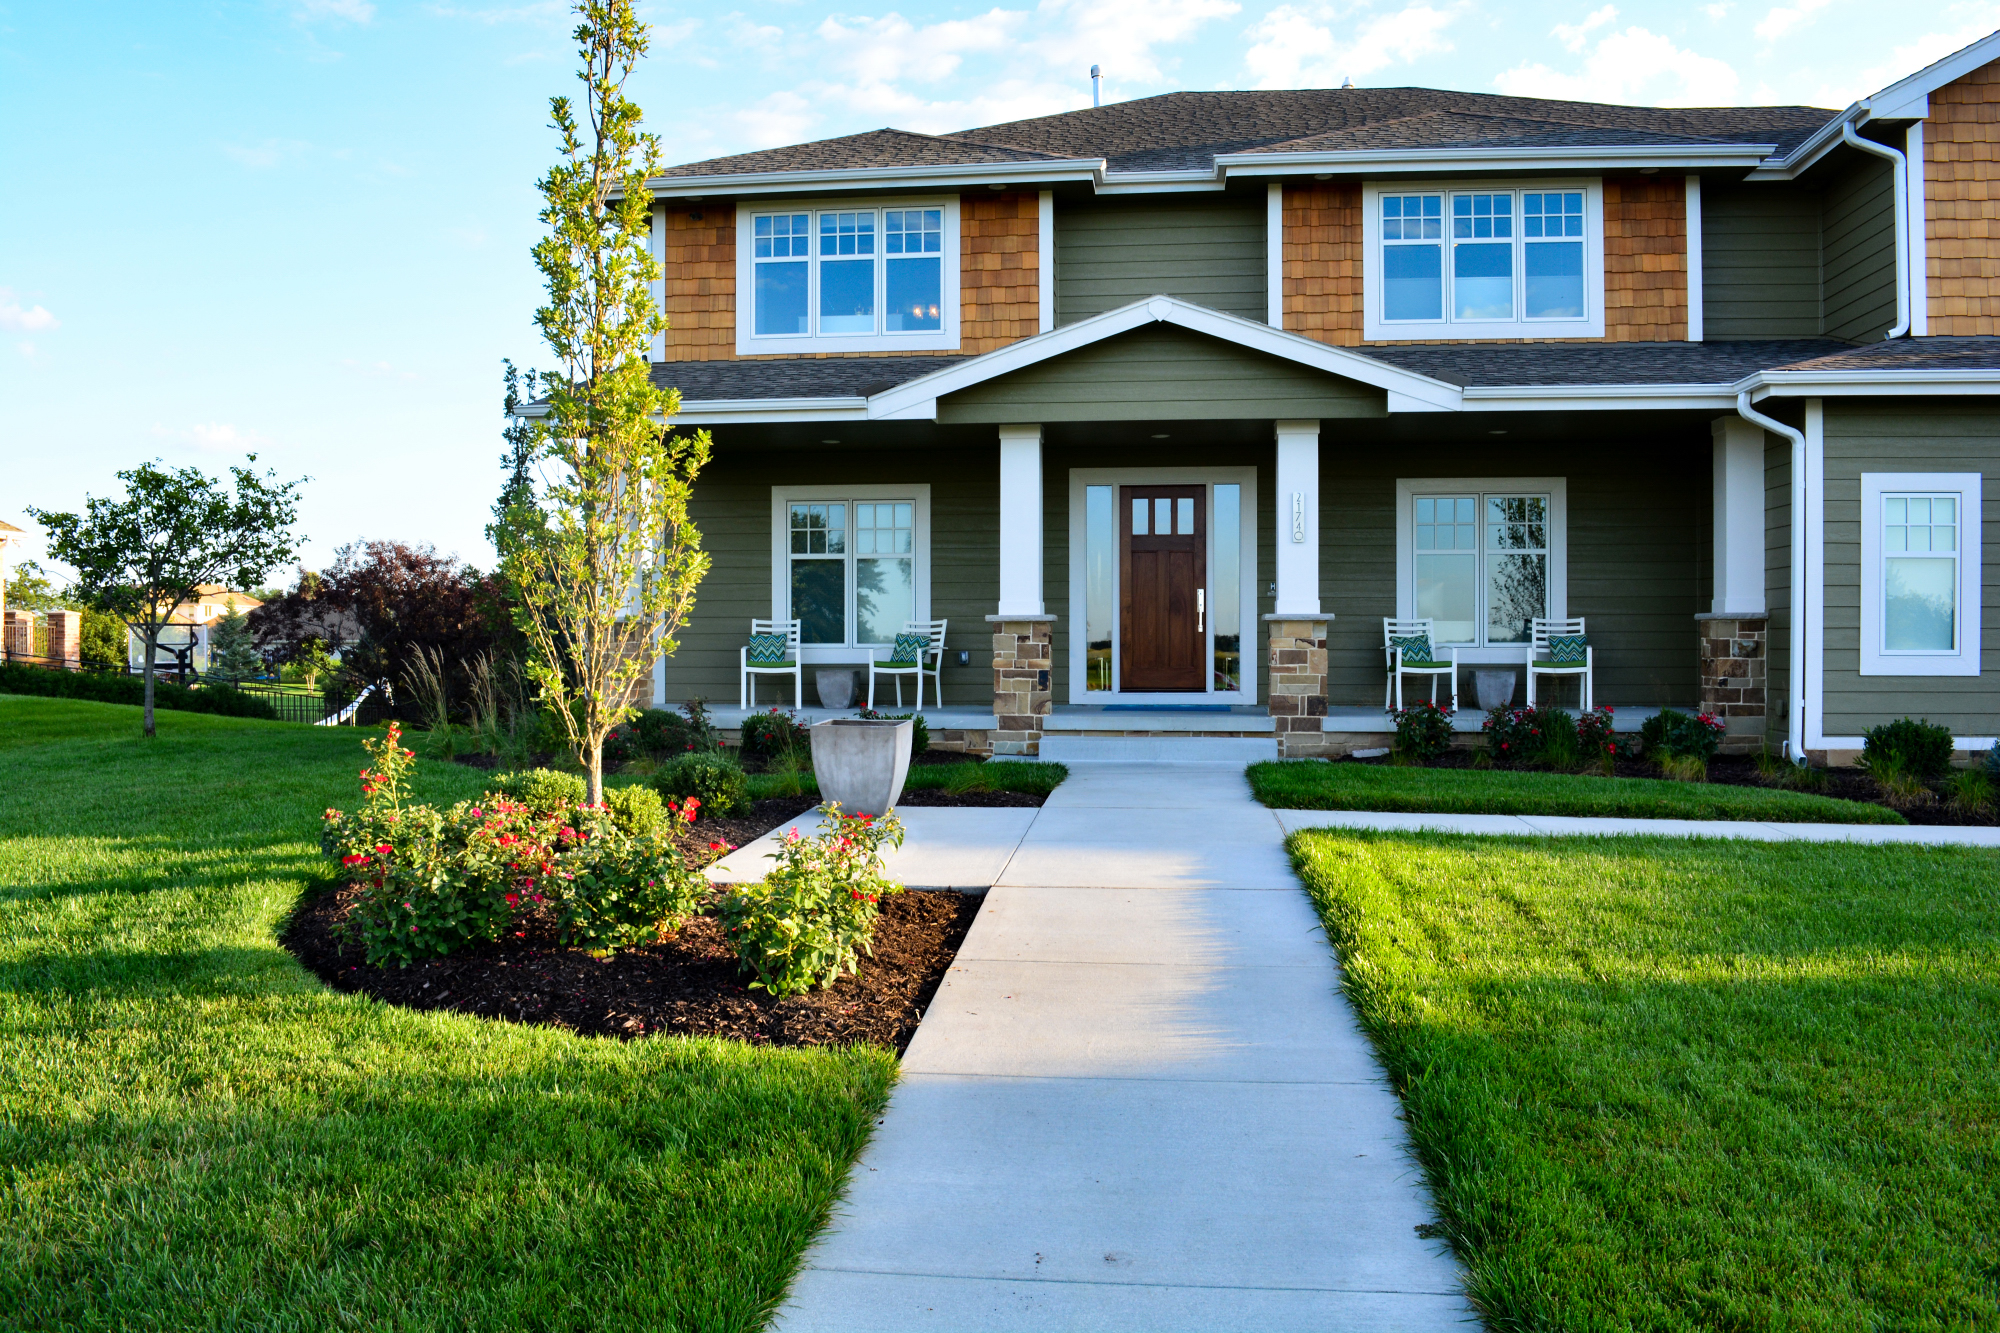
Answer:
1841;123;1911;339
1737;390;1808;762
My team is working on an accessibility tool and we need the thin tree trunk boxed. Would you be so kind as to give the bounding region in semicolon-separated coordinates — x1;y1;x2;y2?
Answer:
587;743;603;807
141;625;158;739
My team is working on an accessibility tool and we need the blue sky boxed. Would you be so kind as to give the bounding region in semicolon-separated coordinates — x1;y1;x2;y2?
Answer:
5;0;1997;578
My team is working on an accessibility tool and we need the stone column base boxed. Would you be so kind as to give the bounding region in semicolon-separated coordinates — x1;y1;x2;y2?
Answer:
1266;615;1330;758
45;610;80;668
1696;613;1768;754
987;615;1054;756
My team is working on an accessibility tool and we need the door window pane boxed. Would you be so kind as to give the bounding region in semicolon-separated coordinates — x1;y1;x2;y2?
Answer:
856;558;914;644
1154;498;1172;535
1176;497;1194;534
1212;485;1240;692
1086;486;1115;691
1131;496;1149;535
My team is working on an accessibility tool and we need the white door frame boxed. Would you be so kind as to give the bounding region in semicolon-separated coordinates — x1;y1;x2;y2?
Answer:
1067;466;1260;705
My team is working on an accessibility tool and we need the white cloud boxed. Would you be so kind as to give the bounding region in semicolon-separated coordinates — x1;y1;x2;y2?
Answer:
297;0;375;21
1833;10;2000;103
0;294;57;332
1245;2;1461;91
1494;24;1740;105
1755;0;1831;41
1554;4;1618;53
149;422;270;454
816;9;1026;89
1704;2;1731;15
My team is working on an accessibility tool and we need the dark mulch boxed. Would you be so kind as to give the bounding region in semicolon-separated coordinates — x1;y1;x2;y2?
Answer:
1361;748;1999;825
898;788;1044;807
284;886;980;1052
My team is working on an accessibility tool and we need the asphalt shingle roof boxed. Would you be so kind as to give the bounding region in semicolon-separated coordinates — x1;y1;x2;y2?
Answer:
655;357;969;400
1763;336;2000;372
661;89;1837;180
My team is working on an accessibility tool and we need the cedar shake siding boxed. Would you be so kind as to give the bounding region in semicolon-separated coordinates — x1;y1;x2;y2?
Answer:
1928;57;2000;333
656;192;1044;364
1279;176;1688;345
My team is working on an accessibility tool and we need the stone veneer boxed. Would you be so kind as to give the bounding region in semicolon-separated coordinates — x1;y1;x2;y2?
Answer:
1695;613;1768;754
988;617;1053;756
1266;617;1331;757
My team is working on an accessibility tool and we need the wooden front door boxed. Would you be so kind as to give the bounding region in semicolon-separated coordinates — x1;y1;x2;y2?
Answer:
1120;485;1206;692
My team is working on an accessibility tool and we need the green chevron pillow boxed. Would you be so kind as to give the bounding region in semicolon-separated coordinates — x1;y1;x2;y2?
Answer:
886;631;929;667
1547;634;1589;664
747;632;788;664
1389;633;1436;666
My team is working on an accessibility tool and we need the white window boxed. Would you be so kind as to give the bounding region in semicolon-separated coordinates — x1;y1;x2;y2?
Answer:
737;198;959;355
769;486;932;660
1860;472;1982;676
1396;478;1569;653
1363;182;1604;340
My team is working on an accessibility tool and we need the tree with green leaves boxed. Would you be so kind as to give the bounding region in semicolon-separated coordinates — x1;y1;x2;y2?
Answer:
501;0;712;805
31;458;306;737
207;599;263;685
490;358;539;559
2;559;70;613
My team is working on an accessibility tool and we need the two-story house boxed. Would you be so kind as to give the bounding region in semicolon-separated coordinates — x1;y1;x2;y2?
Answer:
631;30;2000;765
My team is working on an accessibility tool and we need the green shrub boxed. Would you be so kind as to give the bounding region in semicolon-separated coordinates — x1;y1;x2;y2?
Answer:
1640;708;1726;764
1389;699;1455;761
602;783;667;837
653;750;751;818
552;818;706;951
740;707;808;758
717;804;905;996
0;661;277;719
1862;717;1954;780
490;767;587;813
1575;706;1621;774
1483;705;1578;768
856;708;930;756
1948;768;1993;814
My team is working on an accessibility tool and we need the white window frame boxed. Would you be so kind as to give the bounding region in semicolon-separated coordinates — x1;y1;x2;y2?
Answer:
736;196;961;355
1859;471;1982;677
1394;477;1568;663
769;484;932;664
1362;180;1605;341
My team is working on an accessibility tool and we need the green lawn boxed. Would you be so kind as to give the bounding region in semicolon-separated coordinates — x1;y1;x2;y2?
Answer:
1289;830;2000;1331
746;758;1067;802
0;695;894;1332
1250;758;1905;824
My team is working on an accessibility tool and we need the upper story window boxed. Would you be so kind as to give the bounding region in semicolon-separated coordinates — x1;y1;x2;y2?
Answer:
737;198;959;355
1364;182;1604;341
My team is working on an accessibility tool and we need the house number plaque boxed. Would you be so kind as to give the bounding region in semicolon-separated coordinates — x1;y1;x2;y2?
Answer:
1290;492;1306;543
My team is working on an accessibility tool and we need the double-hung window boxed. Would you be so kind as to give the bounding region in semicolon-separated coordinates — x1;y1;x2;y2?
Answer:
738;199;959;354
1400;479;1567;650
772;488;932;656
1364;182;1603;340
1860;473;1983;676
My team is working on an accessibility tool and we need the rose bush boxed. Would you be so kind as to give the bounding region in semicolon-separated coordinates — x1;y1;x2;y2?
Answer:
717;803;905;997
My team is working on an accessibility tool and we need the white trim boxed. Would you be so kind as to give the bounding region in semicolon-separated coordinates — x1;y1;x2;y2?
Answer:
1805;399;1827;748
1361;179;1606;342
1463;385;1739;411
650;203;666;362
1038;190;1055;333
1858;471;1982;677
1684;175;1704;343
735;195;961;355
1066;465;1259;705
1907;121;1929;337
670;398;869;425
1393;477;1569;660
769;484;932;664
1267;183;1284;328
1865;28;2000;122
864;294;1464;420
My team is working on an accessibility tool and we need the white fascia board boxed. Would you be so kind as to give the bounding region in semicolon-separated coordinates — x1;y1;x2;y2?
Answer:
671;398;869;424
1095;171;1229;194
1748;370;2000;396
1747;104;1864;180
647;158;1103;199
1217;143;1775;177
862;294;1466;418
1864;29;2000;122
1461;384;1739;411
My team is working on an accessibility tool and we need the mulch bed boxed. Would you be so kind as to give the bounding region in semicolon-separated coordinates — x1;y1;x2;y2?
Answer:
284;885;979;1052
1359;749;1998;826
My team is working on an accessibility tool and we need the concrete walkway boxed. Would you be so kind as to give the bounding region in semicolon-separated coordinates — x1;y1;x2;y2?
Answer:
747;764;1474;1333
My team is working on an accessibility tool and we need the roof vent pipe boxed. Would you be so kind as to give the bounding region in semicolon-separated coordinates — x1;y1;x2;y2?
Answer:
1341;75;1354;88
1737;389;1809;764
1840;123;1911;339
1091;64;1101;106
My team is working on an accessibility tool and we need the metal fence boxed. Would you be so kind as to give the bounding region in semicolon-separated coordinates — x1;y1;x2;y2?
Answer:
1;653;359;725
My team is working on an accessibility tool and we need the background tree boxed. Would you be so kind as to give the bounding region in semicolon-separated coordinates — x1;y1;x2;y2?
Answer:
502;0;711;804
490;358;539;561
31;458;305;737
207;600;263;685
2;559;69;613
78;609;126;671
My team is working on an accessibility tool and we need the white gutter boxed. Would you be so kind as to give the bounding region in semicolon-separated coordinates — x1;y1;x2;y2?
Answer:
1840;124;1911;338
1737;390;1808;762
1216;142;1776;175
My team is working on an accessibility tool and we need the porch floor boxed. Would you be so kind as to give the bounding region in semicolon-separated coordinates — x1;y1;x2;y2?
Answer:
1326;705;1667;734
1047;705;1275;734
706;704;999;730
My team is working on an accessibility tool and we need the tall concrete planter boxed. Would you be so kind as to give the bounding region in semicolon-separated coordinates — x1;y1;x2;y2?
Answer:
809;717;913;816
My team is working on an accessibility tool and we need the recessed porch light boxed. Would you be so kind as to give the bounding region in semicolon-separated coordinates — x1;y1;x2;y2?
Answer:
1489;429;1508;435
821;438;841;444
1151;433;1170;438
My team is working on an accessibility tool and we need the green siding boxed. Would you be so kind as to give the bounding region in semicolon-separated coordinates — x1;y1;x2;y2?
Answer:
939;324;1384;424
1766;432;1794;749
1821;402;2000;738
1821;155;1898;343
661;443;1000;709
1055;194;1267;324
1320;435;1707;709
1702;185;1821;338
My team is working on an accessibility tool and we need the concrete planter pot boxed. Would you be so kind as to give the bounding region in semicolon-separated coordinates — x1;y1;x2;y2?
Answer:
814;668;857;710
1474;669;1518;712
809;718;913;817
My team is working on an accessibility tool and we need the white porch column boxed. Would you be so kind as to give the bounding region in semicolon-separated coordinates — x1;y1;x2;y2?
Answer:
1711;416;1766;615
997;424;1044;616
1273;419;1321;616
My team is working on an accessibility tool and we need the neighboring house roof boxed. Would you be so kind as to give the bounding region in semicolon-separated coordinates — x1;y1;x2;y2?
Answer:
0;519;24;534
660;89;1834;183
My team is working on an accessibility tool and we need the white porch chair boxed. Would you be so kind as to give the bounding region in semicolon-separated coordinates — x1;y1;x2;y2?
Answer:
1526;617;1592;710
1382;618;1458;711
868;619;948;709
739;619;802;709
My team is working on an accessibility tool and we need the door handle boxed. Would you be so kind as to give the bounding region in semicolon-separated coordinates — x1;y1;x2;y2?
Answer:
1197;588;1205;633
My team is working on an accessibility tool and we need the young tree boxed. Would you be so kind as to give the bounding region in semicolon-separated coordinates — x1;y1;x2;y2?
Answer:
207;599;263;684
31;458;305;737
490;358;539;560
503;0;712;804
